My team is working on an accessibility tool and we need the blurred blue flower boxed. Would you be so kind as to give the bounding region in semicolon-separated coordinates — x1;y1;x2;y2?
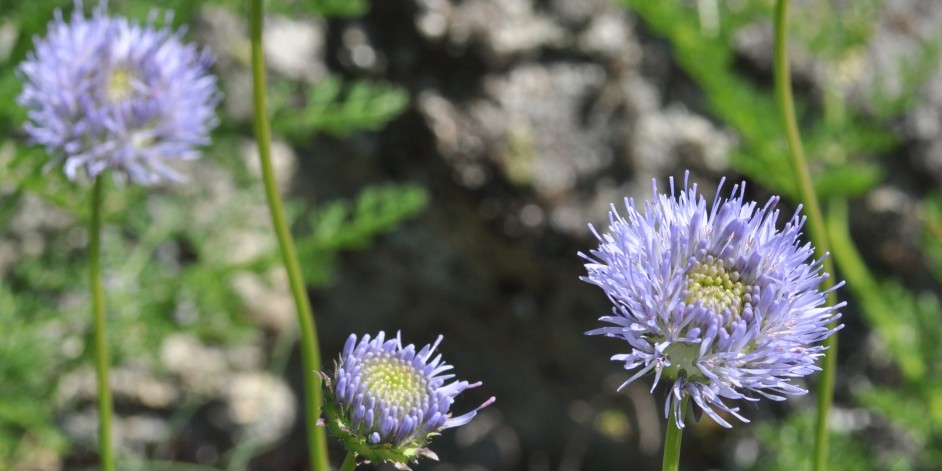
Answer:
17;1;220;185
581;173;843;428
323;331;494;469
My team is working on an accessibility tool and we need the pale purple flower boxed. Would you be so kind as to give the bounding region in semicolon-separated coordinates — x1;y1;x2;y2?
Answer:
323;331;494;469
581;173;843;428
17;1;220;185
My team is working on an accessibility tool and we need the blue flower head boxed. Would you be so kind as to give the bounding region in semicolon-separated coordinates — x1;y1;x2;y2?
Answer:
17;0;220;185
581;173;843;428
322;331;495;469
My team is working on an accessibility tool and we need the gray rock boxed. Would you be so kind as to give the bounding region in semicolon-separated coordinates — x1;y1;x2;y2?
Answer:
338;23;387;73
160;333;228;396
474;63;611;197
231;270;296;333
264;15;328;83
632;104;733;176
56;367;180;409
223;372;296;446
415;0;567;63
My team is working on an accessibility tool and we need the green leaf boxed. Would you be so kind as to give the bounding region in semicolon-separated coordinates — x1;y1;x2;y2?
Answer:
827;201;927;381
271;76;409;139
305;0;369;18
295;184;428;283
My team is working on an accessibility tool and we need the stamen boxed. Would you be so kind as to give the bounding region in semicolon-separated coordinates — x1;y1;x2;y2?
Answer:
360;356;429;410
685;255;749;318
106;67;136;103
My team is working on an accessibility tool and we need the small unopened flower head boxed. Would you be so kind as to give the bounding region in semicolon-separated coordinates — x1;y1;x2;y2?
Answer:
323;331;494;469
17;0;220;185
581;173;843;428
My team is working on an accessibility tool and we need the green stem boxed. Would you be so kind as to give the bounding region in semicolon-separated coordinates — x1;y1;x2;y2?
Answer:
773;2;839;470
339;452;357;471
661;397;687;471
90;176;115;471
248;1;330;470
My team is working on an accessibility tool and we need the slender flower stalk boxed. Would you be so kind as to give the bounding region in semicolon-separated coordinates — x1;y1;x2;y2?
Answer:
772;2;841;469
18;3;219;469
89;175;115;471
662;397;687;471
340;452;357;471
247;0;329;469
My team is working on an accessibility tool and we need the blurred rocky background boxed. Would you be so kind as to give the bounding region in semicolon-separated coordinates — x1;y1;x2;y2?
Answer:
2;0;942;470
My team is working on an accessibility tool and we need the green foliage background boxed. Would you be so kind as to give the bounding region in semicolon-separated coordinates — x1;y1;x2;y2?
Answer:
622;0;942;469
1;0;941;469
0;0;424;468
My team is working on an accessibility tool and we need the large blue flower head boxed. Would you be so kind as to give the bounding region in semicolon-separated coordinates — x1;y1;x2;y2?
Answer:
17;0;220;185
322;331;495;469
581;173;844;428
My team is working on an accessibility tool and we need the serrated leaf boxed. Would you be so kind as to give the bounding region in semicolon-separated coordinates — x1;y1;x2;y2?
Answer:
272;76;409;139
295;184;428;283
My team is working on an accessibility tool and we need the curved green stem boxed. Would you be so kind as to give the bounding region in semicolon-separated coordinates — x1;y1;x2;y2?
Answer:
661;397;687;471
339;452;357;471
248;1;330;470
773;2;839;470
90;176;115;471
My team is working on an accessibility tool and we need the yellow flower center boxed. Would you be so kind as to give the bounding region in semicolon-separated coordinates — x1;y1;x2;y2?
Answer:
106;67;136;103
360;356;428;410
685;256;747;317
